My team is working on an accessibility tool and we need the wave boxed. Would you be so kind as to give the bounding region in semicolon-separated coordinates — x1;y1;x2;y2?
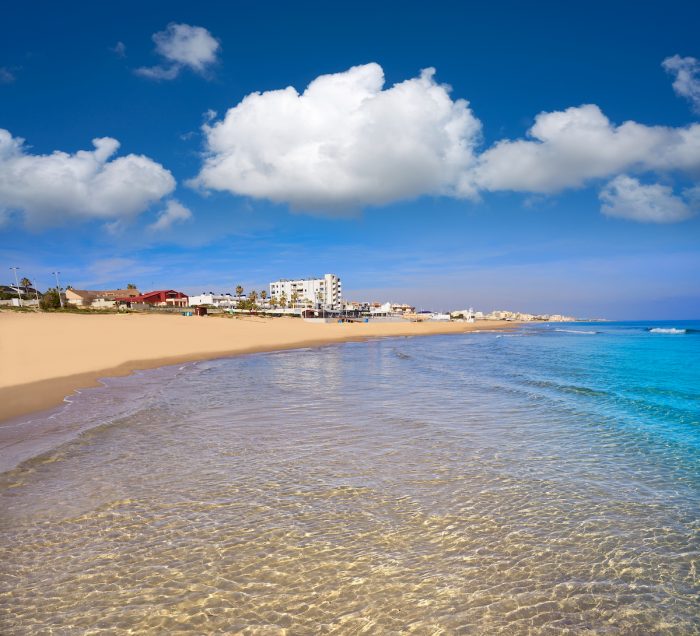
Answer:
554;329;599;335
647;328;687;334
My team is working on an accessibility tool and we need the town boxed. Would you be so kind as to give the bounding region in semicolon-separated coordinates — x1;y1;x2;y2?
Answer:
1;272;578;322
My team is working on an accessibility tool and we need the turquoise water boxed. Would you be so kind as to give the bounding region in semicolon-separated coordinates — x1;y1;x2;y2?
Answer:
0;321;698;633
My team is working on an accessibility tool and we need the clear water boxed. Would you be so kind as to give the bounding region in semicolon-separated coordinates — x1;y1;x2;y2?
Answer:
1;321;698;634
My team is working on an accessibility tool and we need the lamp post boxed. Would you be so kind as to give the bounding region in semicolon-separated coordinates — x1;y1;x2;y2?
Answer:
10;267;22;307
33;278;40;308
51;271;65;308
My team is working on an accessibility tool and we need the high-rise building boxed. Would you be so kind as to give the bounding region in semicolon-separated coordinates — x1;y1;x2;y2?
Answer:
269;274;342;308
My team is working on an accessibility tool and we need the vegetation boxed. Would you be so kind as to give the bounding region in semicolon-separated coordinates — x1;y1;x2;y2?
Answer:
235;285;244;299
127;283;137;289
236;297;259;312
20;277;32;288
40;288;62;310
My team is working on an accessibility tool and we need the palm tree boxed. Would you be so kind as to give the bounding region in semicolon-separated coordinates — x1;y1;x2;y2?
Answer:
126;283;137;289
261;289;267;301
280;294;287;308
290;291;299;309
20;277;31;290
235;285;243;299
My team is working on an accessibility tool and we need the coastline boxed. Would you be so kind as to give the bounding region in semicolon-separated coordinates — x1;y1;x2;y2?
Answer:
0;312;519;423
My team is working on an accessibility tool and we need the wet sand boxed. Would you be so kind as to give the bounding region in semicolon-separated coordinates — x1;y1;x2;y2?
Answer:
0;311;517;422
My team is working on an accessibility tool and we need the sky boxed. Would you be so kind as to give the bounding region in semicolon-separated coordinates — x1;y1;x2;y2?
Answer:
1;0;699;319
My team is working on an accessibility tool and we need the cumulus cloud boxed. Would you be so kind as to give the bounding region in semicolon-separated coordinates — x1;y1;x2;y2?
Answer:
149;199;193;231
190;62;700;223
0;129;175;228
471;104;700;193
662;55;700;114
599;175;696;223
135;23;220;81
192;63;482;210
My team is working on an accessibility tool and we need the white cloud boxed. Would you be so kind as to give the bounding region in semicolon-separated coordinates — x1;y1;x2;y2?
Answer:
190;63;700;223
662;55;700;114
149;199;193;231
135;64;180;81
0;129;175;228
471;104;700;193
0;67;14;84
192;63;482;210
599;175;695;223
135;23;220;81
112;41;127;58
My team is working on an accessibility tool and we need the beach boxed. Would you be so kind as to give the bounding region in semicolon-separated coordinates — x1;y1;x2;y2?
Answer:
0;311;515;422
1;321;698;633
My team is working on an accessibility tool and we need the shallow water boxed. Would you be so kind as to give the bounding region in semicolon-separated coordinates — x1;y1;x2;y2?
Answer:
1;322;699;633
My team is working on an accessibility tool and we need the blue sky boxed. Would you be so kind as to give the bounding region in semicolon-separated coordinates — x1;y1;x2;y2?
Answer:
1;0;699;318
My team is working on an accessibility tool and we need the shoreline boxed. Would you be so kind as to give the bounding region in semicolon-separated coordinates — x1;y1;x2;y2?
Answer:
0;312;520;424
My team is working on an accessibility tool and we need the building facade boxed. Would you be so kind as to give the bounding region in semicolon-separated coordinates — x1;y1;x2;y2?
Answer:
115;289;188;308
269;274;342;308
66;288;140;308
187;293;243;308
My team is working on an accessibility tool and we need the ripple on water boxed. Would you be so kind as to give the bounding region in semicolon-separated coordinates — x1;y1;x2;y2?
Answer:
0;331;699;634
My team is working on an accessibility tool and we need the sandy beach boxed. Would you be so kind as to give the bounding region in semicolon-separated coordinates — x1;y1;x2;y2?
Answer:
0;311;516;422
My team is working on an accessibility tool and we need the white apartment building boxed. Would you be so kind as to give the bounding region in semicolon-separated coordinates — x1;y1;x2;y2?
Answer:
188;292;241;308
269;274;342;308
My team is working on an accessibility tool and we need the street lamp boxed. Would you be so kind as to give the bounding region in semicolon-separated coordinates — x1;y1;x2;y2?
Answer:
10;267;23;307
32;277;40;307
51;271;65;308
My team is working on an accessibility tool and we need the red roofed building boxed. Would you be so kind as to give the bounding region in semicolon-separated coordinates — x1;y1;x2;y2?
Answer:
116;289;188;308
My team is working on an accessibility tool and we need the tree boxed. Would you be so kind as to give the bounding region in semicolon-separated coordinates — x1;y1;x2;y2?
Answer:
40;288;62;310
290;291;299;308
280;294;287;308
248;290;257;303
235;285;244;298
20;277;31;289
127;283;137;289
261;290;267;301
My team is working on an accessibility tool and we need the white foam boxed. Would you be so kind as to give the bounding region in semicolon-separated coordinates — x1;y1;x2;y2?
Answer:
649;328;686;334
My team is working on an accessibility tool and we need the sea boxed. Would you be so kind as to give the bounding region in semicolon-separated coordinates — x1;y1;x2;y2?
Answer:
0;321;698;634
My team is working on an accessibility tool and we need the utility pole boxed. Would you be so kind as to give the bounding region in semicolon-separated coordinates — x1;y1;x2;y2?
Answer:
52;271;65;308
10;267;23;307
33;278;40;308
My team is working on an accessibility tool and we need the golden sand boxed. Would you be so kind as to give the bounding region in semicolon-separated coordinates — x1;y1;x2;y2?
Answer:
0;311;516;421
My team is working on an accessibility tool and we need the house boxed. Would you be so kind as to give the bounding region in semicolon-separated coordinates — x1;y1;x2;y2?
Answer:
66;288;140;308
116;289;188;308
188;292;245;308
